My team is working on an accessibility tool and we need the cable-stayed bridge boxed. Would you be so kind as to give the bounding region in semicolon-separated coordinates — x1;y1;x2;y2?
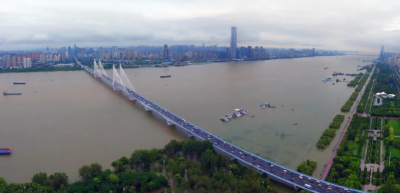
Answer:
74;57;365;193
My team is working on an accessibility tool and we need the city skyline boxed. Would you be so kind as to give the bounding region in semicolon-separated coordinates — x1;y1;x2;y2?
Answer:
0;0;399;52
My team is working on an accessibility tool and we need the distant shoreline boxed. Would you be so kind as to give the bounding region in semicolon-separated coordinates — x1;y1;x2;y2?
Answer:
0;55;349;73
0;67;82;74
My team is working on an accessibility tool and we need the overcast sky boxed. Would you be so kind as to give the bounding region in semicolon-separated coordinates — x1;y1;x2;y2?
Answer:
0;0;399;52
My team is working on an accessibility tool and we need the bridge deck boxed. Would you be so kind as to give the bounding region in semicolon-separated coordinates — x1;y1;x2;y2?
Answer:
74;58;365;193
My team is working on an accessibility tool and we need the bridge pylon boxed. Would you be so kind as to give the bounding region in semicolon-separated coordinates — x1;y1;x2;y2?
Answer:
112;64;124;91
93;59;101;78
98;60;108;77
119;65;137;101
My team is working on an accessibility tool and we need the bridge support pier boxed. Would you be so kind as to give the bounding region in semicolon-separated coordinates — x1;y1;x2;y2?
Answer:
293;185;300;191
144;106;152;112
166;120;175;126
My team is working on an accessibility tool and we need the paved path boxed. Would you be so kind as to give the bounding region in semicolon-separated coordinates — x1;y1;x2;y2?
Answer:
321;68;375;180
361;136;385;192
380;140;384;172
360;140;369;170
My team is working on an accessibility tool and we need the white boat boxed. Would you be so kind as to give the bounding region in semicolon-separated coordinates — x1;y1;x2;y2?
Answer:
322;77;332;82
234;111;242;117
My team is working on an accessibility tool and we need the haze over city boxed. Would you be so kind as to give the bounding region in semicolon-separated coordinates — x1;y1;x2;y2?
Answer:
0;0;399;52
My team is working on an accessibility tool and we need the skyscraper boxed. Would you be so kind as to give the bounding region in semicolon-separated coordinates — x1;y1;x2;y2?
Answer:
163;44;169;59
379;45;384;61
230;26;237;59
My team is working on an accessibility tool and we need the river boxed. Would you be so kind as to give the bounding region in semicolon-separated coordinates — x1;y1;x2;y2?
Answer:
0;55;369;191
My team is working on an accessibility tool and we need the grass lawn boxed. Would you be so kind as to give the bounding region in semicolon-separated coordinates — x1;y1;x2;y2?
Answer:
389;146;400;158
388;120;400;136
347;140;360;156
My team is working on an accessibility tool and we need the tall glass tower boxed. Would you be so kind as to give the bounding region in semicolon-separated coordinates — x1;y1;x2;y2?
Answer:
230;26;237;59
379;45;384;61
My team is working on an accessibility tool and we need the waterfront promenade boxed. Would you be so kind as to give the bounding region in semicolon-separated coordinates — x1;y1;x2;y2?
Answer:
321;68;375;180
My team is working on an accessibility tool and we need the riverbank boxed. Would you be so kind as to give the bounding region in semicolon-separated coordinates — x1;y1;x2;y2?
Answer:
0;67;82;73
0;140;278;193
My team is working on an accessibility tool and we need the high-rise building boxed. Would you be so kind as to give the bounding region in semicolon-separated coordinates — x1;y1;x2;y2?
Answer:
230;26;237;59
247;46;252;59
391;53;398;66
40;54;46;64
6;56;10;67
12;56;16;66
23;58;32;68
379;45;384;61
312;48;316;57
163;44;169;59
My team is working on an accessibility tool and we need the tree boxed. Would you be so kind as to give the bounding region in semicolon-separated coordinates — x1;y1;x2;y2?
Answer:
112;159;123;173
94;177;101;184
79;165;92;181
229;164;238;174
31;172;48;185
79;163;103;181
0;177;6;188
90;163;103;176
48;172;68;190
174;173;182;186
108;174;119;183
164;140;182;156
201;149;216;173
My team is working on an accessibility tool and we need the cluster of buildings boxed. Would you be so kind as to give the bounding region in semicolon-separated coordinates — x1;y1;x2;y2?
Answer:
72;38;339;64
0;26;345;69
0;47;71;69
379;45;399;67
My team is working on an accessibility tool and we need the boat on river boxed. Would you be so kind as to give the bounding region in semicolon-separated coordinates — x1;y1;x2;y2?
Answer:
3;92;22;96
260;102;276;108
322;77;332;82
0;148;11;155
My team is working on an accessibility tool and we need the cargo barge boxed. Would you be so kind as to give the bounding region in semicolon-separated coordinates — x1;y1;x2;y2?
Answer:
3;92;22;95
0;148;11;155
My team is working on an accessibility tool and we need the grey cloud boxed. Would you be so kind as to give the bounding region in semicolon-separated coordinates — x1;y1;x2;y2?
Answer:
0;0;399;52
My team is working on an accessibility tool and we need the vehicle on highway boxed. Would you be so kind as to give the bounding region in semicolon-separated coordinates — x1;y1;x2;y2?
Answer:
305;183;312;189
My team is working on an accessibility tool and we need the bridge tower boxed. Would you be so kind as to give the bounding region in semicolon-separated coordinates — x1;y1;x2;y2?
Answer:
119;64;137;101
93;59;101;78
112;64;124;91
98;60;108;77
